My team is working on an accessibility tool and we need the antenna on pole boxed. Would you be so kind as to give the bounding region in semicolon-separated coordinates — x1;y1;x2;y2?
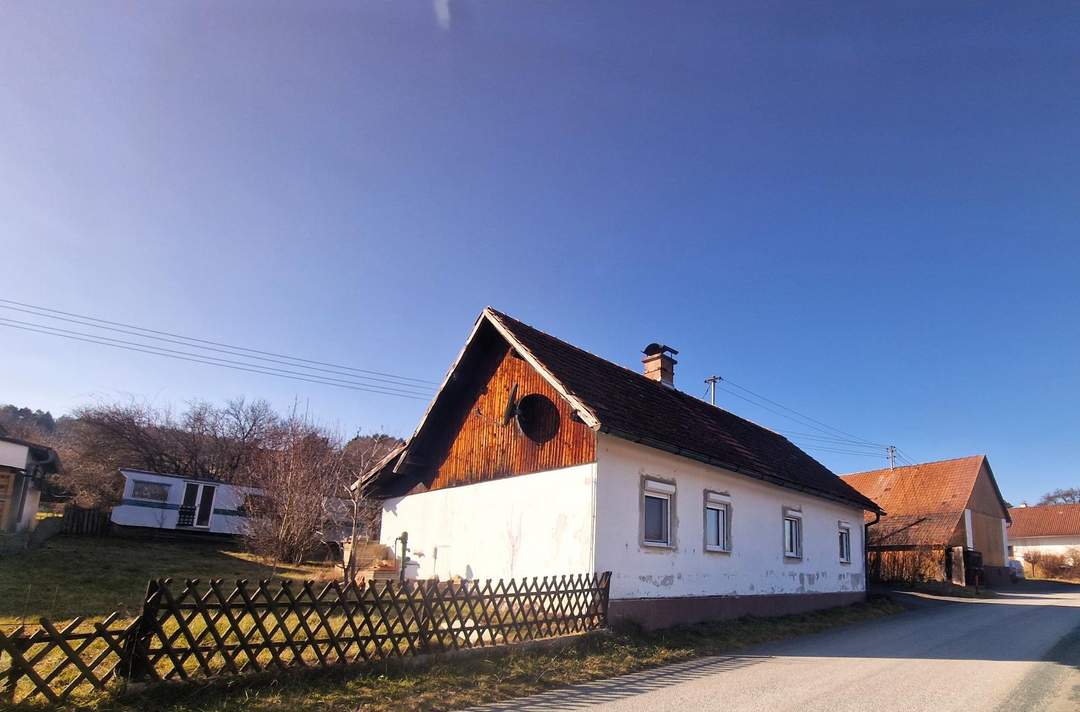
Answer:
887;445;897;469
704;375;722;406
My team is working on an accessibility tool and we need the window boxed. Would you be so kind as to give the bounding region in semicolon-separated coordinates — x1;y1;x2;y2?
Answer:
704;491;731;552
838;523;852;563
641;478;675;547
131;480;169;502
783;510;802;558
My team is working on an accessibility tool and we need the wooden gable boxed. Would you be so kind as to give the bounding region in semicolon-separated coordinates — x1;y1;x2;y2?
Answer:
386;320;596;497
965;459;1009;519
430;340;596;490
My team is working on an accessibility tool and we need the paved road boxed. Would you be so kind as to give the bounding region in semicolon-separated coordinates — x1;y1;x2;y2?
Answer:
469;582;1080;712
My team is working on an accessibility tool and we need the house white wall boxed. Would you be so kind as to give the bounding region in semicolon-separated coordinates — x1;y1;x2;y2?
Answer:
379;463;597;581
1011;536;1080;561
111;470;252;535
594;434;866;600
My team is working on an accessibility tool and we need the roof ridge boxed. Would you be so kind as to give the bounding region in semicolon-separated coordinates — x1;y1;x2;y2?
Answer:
1010;502;1080;510
485;307;794;441
841;453;985;477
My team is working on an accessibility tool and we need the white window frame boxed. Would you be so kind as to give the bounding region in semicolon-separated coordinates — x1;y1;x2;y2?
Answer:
838;521;852;564
131;479;170;502
783;508;803;559
704;491;732;553
641;477;675;548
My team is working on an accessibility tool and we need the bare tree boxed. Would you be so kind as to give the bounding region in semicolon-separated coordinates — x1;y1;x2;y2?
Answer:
1038;488;1080;505
57;398;276;506
1023;550;1043;578
239;415;357;565
339;433;399;582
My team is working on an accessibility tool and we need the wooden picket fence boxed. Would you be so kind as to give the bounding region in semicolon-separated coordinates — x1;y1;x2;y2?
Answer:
61;505;111;536
0;572;611;705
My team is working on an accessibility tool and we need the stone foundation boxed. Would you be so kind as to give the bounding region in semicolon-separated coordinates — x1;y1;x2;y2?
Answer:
608;590;866;631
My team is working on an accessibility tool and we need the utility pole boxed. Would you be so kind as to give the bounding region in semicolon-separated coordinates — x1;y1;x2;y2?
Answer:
705;375;722;405
887;445;896;469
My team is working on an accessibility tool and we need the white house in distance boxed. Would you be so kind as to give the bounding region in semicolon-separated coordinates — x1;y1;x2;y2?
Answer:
360;308;882;629
1008;503;1080;563
111;468;255;535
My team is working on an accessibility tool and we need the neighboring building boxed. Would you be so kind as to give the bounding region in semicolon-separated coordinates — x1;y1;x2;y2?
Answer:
0;435;61;533
110;468;256;535
841;456;1011;585
361;308;881;629
1007;503;1080;563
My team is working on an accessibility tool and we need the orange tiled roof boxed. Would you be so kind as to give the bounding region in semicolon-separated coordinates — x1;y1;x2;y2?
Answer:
840;455;1003;547
867;512;965;548
841;456;986;515
1008;504;1080;538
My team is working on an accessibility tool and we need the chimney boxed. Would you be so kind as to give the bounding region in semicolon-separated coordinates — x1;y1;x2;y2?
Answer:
642;343;678;387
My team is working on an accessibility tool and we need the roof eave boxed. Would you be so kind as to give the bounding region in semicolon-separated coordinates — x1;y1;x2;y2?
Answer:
599;425;883;514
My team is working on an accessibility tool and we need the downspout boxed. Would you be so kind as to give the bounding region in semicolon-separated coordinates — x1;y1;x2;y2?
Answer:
864;510;881;591
585;427;599;577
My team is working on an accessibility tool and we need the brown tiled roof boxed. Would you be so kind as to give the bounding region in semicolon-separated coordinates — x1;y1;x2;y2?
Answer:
1008;504;1080;538
484;309;879;512
841;455;1011;547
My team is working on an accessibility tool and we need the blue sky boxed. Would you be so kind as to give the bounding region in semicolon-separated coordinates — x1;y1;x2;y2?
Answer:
2;1;1078;504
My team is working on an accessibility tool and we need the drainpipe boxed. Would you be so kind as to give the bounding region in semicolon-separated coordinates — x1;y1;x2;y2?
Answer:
864;510;881;590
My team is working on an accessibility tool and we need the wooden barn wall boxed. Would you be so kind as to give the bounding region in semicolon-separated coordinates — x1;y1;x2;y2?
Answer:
967;463;1008;518
970;511;1006;566
428;343;596;491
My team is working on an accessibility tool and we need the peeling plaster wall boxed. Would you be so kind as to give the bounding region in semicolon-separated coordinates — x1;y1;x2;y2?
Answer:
379;463;597;581
594;434;866;600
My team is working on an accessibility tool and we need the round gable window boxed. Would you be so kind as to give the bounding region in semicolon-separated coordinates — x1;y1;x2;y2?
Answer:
516;394;560;444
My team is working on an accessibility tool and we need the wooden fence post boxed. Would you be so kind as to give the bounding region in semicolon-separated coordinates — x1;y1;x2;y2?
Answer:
120;580;160;682
418;580;434;653
599;572;611;627
1;634;27;703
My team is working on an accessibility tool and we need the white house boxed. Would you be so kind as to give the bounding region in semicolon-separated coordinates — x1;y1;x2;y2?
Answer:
361;308;881;629
0;435;61;534
111;468;256;535
1008;504;1080;563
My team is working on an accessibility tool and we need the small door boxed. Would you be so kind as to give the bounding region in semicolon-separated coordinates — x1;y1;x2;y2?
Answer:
195;485;216;528
179;482;216;529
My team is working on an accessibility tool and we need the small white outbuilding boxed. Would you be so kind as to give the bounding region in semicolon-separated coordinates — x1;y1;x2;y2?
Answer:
111;468;257;535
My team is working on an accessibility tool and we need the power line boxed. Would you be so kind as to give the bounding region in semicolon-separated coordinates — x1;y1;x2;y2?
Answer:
715;384;874;445
0;320;432;400
719;377;887;448
793;443;888;459
707;374;909;466
0;303;431;391
775;429;885;449
0;316;433;396
0;297;438;386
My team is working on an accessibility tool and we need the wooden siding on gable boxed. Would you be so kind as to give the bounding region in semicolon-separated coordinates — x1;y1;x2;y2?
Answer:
430;342;596;491
966;462;1009;519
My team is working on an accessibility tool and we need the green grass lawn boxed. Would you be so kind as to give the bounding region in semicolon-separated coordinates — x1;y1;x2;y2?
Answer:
0;535;335;626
